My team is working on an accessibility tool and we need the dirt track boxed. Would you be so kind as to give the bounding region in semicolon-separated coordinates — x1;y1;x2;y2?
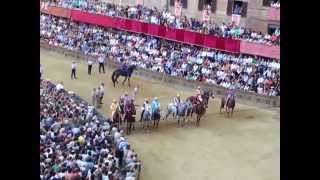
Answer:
41;48;280;180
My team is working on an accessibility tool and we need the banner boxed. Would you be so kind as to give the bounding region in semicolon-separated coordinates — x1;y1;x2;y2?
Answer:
50;9;244;53
41;6;71;19
174;0;182;17
240;41;280;59
202;5;211;22
231;14;241;26
268;7;280;22
136;0;144;5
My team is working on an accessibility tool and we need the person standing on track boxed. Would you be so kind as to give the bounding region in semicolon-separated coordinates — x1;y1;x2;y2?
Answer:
98;55;106;73
87;58;93;75
91;88;96;106
71;61;77;79
40;64;43;79
99;83;105;104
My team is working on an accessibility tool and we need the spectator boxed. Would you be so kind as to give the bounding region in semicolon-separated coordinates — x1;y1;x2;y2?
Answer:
40;14;280;96
40;80;140;180
43;0;280;46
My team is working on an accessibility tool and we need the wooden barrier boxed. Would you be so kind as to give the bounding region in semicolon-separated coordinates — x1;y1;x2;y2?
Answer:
40;40;280;108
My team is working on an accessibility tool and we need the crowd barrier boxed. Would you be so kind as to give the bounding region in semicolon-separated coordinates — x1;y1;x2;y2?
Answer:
40;40;280;108
41;5;280;59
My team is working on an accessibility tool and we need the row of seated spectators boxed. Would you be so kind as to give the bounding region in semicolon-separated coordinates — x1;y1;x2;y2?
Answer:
40;79;141;180
40;14;280;96
43;0;280;46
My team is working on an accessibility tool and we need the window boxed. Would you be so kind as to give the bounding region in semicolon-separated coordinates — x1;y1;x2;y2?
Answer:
268;24;280;34
170;0;188;9
227;0;247;17
263;0;279;7
198;0;217;13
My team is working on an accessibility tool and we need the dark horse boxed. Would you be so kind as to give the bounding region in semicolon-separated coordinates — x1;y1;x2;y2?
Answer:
191;101;206;126
111;65;137;87
220;95;236;118
124;101;136;135
112;107;122;129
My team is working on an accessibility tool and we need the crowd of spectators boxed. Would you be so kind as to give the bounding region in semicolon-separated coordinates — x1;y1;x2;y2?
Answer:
271;1;280;8
40;79;141;180
40;14;280;96
43;0;280;46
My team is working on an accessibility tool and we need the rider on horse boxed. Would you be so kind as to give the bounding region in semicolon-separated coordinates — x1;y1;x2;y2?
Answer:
225;86;236;105
121;61;129;76
195;86;203;104
173;94;181;109
110;99;118;122
151;97;161;117
140;98;148;122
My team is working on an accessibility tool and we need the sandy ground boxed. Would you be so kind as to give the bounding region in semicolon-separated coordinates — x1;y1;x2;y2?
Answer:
41;48;280;180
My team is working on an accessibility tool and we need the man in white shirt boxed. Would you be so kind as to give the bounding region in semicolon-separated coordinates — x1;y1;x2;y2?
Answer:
98;55;106;73
56;82;64;91
40;64;43;79
71;61;77;79
87;58;93;75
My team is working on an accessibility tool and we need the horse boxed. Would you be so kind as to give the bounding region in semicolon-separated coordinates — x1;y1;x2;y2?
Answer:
163;101;191;127
123;101;136;135
141;109;152;132
151;105;161;129
186;97;206;126
111;65;137;87
192;101;207;126
112;107;122;129
176;101;191;127
163;103;178;123
202;89;215;108
220;96;236;118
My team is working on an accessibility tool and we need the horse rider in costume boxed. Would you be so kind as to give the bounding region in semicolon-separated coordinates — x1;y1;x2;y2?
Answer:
140;98;148;122
121;61;128;76
225;86;236;104
196;86;203;104
110;99;118;121
173;94;181;109
151;97;161;116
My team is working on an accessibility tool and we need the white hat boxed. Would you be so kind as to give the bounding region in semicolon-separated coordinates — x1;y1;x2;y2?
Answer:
120;137;125;141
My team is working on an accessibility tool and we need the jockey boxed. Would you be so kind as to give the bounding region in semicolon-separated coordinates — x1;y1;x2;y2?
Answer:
196;86;203;104
110;99;118;121
144;99;152;120
173;94;181;108
225;87;236;104
121;61;128;76
140;98;147;121
123;92;131;107
151;97;161;114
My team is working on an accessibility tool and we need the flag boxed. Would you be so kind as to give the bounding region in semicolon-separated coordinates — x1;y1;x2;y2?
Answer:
136;0;143;5
174;0;182;17
231;14;241;26
202;4;211;22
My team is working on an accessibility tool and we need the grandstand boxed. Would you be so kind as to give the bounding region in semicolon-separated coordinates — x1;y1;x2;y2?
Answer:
40;1;280;180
